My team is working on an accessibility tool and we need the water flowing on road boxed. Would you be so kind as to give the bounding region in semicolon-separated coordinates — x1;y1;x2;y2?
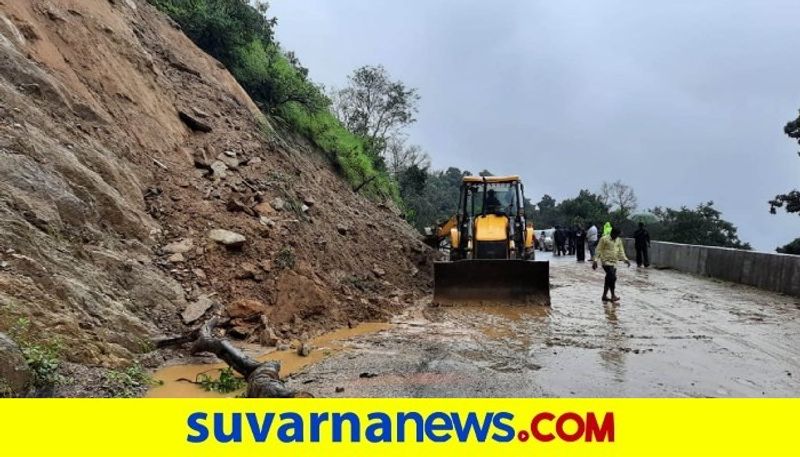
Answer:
286;252;800;397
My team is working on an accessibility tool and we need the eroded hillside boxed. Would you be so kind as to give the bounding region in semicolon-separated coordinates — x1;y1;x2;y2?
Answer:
0;0;433;377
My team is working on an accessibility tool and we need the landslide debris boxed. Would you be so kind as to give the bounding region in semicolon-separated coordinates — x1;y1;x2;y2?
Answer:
0;0;434;392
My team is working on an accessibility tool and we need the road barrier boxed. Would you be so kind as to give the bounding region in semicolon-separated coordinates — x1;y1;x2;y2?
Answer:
623;239;800;297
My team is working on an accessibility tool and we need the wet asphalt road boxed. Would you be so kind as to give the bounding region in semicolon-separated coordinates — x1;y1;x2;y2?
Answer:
287;252;800;397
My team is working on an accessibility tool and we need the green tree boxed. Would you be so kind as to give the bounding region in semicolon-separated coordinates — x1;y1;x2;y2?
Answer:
770;111;800;215
332;65;420;163
531;194;558;227
150;0;276;64
401;167;470;230
776;238;800;255
650;202;751;249
557;190;610;228
769;110;800;254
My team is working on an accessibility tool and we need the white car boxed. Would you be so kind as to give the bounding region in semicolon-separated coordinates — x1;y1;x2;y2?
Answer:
537;228;555;251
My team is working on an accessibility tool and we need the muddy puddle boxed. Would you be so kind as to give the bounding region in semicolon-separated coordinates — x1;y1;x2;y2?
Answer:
147;322;391;397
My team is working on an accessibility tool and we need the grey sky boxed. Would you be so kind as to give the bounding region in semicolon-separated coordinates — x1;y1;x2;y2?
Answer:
270;0;800;251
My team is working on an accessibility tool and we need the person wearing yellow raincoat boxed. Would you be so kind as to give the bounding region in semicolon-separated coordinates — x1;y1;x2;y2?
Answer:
592;227;630;303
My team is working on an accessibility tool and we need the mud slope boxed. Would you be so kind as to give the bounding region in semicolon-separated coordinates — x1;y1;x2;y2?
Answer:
0;0;433;367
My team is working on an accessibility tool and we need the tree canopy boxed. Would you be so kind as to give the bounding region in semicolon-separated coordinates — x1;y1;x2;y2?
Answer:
331;65;420;164
600;180;638;221
650;202;751;250
769;110;800;254
770;111;800;216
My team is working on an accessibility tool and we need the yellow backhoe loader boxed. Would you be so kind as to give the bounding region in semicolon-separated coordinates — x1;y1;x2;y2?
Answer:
431;175;550;306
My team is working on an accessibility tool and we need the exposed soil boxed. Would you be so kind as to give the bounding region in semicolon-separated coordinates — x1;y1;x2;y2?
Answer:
0;0;435;392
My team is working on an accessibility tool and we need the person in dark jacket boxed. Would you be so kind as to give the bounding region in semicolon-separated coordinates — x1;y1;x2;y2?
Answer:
575;224;586;262
554;225;566;256
567;226;576;255
633;222;651;267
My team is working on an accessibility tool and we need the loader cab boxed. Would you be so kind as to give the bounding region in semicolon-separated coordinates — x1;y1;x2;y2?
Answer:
451;176;534;261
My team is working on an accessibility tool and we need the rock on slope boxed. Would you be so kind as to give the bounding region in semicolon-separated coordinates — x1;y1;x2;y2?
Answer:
0;0;433;369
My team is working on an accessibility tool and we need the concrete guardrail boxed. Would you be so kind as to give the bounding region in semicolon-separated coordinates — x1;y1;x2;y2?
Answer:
622;239;800;297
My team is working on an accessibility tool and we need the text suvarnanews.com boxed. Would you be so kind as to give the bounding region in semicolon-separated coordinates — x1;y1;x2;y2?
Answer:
187;410;615;444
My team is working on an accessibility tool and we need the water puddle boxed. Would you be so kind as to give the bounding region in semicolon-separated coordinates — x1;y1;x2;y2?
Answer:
146;322;392;397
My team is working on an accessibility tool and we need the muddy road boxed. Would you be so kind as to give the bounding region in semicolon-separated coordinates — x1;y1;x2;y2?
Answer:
283;253;800;397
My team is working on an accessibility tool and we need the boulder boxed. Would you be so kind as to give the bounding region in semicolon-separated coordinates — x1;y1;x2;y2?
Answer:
226;198;254;216
167;253;185;263
209;160;228;179
191;107;211;119
253;202;274;216
208;229;246;248
163;238;194;254
0;333;31;397
192;149;212;170
181;295;215;324
227;298;268;320
228;325;252;339
271;197;285;211
217;153;240;170
258;327;280;347
178;110;212;132
297;341;312;357
336;223;349;235
236;262;262;281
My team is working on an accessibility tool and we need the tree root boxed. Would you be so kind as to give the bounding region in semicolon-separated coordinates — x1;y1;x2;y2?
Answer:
161;317;312;398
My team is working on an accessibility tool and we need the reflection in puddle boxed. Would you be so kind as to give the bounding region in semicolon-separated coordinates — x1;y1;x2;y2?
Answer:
600;303;626;383
147;322;392;397
452;304;552;321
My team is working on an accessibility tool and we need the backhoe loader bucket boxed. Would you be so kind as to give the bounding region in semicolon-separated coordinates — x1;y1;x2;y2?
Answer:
433;259;550;306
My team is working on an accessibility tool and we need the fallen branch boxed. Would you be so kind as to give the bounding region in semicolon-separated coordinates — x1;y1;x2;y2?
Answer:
188;317;312;398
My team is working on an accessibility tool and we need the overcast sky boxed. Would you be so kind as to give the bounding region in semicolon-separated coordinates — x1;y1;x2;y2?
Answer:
269;0;800;251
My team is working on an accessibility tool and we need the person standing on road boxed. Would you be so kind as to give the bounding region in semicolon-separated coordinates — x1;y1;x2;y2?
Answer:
593;227;630;303
633;222;651;267
586;222;598;260
575;224;586;262
567;226;576;255
554;225;566;256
